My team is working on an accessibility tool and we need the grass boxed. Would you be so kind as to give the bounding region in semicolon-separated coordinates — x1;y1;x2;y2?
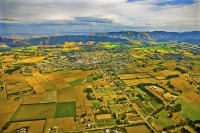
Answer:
55;102;76;118
10;46;24;51
40;81;57;91
152;110;178;128
96;119;106;127
86;77;94;83
11;103;56;121
110;105;121;113
92;101;101;107
153;118;178;128
149;100;163;110
68;79;84;86
175;99;200;120
138;108;149;117
100;42;120;49
89;131;104;133
105;119;116;126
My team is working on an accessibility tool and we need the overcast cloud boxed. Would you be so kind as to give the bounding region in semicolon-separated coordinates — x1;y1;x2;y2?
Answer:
0;0;199;34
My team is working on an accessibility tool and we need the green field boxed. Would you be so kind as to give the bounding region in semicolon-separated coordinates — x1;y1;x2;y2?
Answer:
68;79;84;86
100;42;120;49
175;99;200;120
55;102;76;118
11;103;56;121
152;110;178;128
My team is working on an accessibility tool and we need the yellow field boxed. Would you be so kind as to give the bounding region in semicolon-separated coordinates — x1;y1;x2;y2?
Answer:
123;79;142;86
76;108;87;116
32;72;48;82
69;70;97;79
23;94;42;104
25;76;40;86
76;92;87;101
0;91;6;102
83;100;93;107
158;70;180;78
26;120;46;133
32;84;46;94
63;77;77;82
125;125;151;133
58;117;77;132
0;101;21;130
57;94;77;102
57;87;76;94
64;42;76;47
181;91;200;103
20;56;45;63
118;74;138;79
76;101;84;107
118;73;150;80
61;47;80;51
57;87;76;102
40;91;57;103
2;121;32;133
44;70;71;81
170;77;197;92
51;79;70;89
92;80;110;86
0;43;9;48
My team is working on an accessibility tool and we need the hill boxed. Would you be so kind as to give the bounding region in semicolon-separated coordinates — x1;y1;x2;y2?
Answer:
0;31;199;46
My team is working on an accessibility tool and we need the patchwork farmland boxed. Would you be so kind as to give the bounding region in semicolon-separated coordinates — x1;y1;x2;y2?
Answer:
0;40;200;133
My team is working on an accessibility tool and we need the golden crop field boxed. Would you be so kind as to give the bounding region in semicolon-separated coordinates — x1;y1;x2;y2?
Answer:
19;56;45;63
181;91;200;104
32;84;46;94
23;94;43;104
170;77;197;92
51;79;70;89
32;72;48;83
123;79;142;86
57;117;77;132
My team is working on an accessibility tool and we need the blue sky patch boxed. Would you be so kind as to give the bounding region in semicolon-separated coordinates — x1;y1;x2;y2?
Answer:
155;0;195;6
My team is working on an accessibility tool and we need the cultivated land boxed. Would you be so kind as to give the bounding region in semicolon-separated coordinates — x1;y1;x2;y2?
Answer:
0;40;200;133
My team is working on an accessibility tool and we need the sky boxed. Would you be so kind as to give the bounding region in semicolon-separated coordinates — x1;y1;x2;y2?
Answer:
0;0;199;35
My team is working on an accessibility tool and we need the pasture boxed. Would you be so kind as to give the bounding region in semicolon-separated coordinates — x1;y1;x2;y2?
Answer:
55;102;76;118
11;103;56;121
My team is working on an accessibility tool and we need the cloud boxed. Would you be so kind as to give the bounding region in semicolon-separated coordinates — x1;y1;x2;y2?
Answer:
0;0;199;34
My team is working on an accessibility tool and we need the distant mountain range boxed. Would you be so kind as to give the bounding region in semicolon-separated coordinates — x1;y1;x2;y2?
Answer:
0;31;199;46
